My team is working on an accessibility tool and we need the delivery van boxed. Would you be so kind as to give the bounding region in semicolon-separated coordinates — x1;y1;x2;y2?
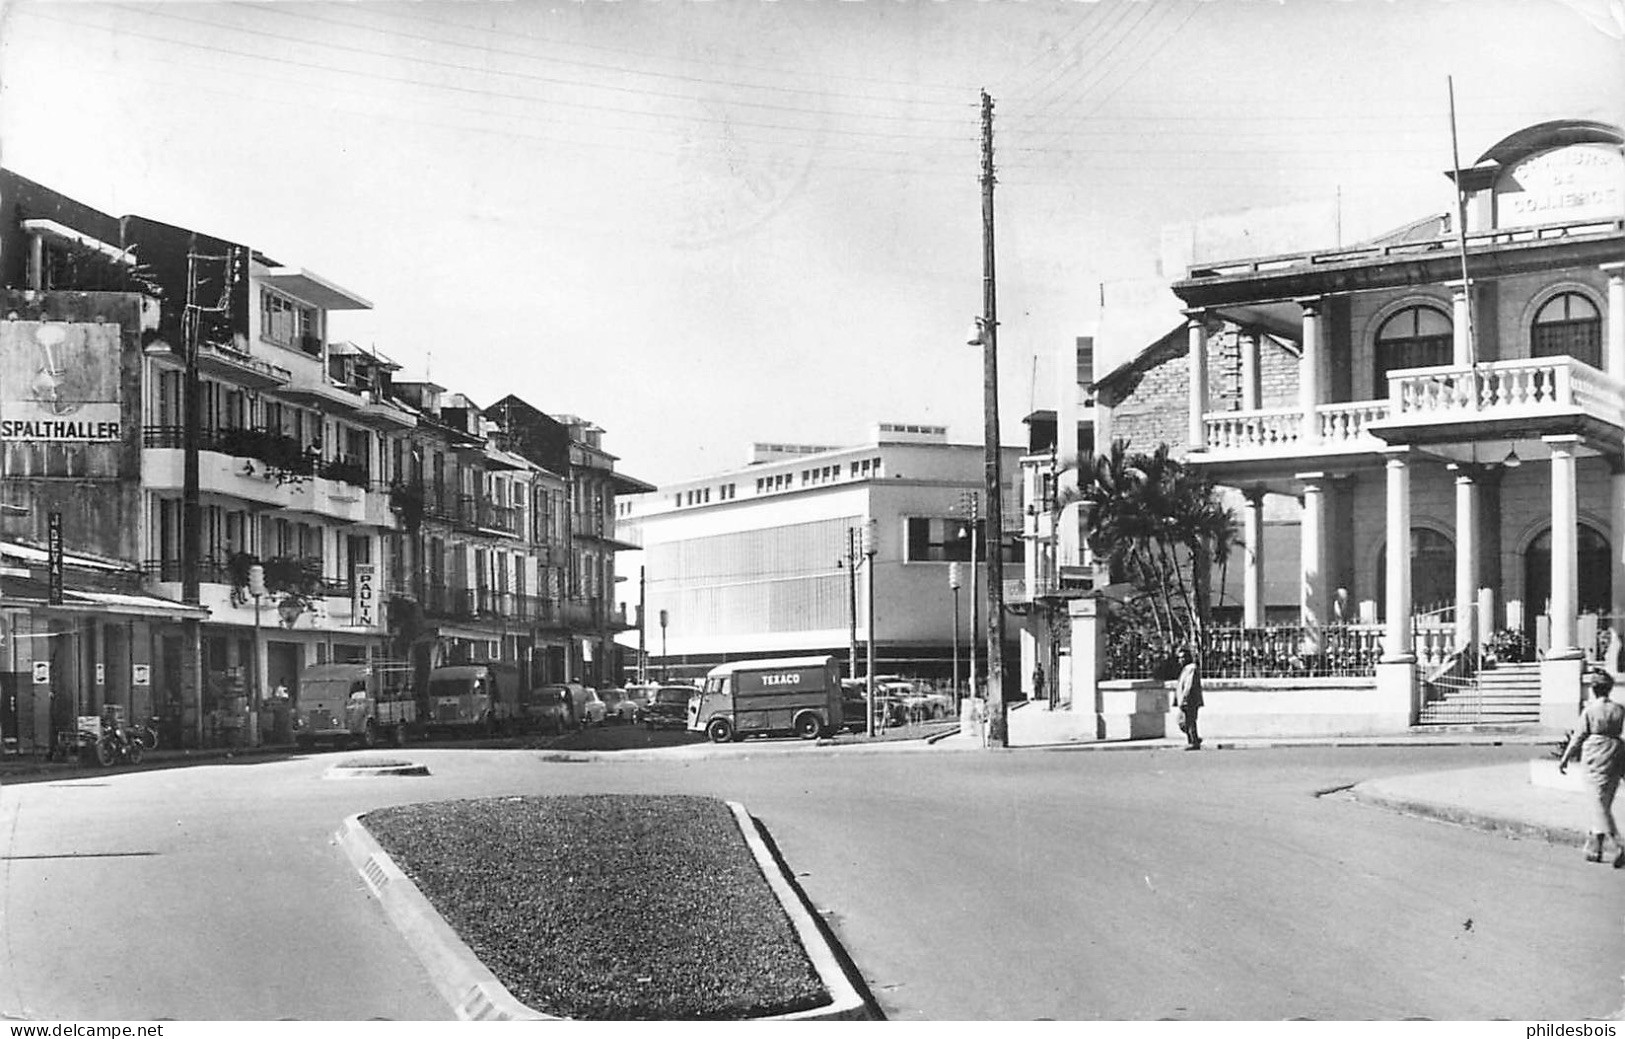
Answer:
424;662;521;734
689;655;842;743
295;661;416;749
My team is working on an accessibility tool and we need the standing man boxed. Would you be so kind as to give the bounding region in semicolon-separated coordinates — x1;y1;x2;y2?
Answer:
1174;648;1203;750
1031;664;1045;706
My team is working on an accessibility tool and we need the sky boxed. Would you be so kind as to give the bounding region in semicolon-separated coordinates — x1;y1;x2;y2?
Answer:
0;0;1621;486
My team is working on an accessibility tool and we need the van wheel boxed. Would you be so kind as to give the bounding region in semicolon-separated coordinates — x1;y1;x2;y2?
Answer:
706;718;734;744
794;713;821;740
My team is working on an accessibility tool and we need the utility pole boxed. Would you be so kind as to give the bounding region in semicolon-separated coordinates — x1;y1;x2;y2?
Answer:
180;238;236;748
963;491;979;712
863;519;877;738
949;562;962;710
977;89;1009;747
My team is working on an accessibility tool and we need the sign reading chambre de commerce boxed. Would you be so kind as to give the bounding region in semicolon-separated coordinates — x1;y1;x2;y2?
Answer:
0;321;122;443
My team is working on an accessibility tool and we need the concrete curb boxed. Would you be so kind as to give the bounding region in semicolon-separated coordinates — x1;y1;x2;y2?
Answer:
336;801;872;1021
335;814;553;1020
1348;782;1588;848
721;801;871;1021
324;762;431;779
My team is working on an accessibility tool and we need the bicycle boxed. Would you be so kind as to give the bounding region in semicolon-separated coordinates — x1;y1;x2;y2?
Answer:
125;716;161;751
95;724;143;767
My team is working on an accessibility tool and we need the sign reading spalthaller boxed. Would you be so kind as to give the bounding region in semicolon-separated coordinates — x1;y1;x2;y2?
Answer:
0;322;122;442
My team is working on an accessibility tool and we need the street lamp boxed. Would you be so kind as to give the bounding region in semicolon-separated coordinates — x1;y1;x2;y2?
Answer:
658;608;669;682
247;563;266;748
863;518;877;738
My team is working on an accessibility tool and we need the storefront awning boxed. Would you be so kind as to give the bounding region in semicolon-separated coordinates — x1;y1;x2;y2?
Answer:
0;575;209;620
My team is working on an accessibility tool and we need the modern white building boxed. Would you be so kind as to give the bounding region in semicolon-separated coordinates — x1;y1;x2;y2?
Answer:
615;424;1024;684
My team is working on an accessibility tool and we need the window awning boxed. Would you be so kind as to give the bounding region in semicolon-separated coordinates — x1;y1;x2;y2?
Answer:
0;575;209;620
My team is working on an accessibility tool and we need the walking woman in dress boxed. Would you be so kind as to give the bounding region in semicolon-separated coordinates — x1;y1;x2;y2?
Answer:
1558;668;1625;866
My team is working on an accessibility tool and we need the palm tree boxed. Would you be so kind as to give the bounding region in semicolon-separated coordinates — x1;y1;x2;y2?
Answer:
1055;439;1237;667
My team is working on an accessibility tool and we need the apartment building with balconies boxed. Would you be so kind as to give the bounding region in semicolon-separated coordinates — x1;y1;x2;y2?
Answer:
1084;119;1624;735
484;396;651;687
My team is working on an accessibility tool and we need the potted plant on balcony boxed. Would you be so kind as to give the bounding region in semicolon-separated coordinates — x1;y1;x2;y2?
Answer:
228;552;325;624
1483;627;1533;668
319;455;370;489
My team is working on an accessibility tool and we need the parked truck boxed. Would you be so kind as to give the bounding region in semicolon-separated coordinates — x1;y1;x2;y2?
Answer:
689;655;842;743
423;662;521;735
294;661;417;749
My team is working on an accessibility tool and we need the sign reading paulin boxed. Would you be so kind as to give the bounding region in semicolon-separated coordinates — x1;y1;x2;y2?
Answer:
0;321;122;441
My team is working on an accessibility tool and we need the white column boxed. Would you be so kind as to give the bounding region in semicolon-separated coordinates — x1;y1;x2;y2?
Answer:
1546;435;1582;660
1610;460;1625;668
1299;472;1327;651
1187;312;1209;452
1383;453;1414;662
1451;464;1481;651
1605;264;1625;379
1240;331;1261;412
1243;488;1266;628
1449;281;1473;367
1298;298;1322;443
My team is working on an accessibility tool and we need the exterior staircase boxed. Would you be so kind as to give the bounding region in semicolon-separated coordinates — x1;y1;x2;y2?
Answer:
1417;661;1542;726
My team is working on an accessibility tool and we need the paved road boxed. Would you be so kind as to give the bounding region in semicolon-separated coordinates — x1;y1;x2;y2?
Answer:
1;742;1616;1020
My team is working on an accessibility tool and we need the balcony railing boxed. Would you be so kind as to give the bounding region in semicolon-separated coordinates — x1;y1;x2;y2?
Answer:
469;496;519;536
143;425;318;477
1204;408;1306;451
1201;356;1625;456
1389;356;1625;427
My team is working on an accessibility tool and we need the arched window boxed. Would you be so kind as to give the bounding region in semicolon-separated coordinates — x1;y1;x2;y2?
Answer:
1376;528;1456;619
1524;524;1612;635
1531;292;1602;368
1374;305;1452;389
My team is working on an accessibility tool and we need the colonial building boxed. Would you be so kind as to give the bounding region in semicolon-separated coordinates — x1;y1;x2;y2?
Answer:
615;423;1023;684
0;168;647;752
1083;119;1623;735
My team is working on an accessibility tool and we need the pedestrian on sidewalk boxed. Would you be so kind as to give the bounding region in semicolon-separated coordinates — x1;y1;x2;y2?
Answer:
1174;647;1203;751
1558;668;1624;867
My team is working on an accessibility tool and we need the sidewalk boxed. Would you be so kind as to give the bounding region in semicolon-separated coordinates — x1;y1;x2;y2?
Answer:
936;702;1593;847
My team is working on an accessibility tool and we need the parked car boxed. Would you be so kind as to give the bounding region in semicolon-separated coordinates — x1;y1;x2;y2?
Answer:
517;685;574;734
598;687;639;725
523;683;604;730
642;685;695;730
574;687;608;727
890;682;954;721
840;681;908;731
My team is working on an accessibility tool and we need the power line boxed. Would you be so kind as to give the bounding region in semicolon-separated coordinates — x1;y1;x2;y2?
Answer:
261;3;978;116
997;2;1147;116
1027;2;1202;132
1006;2;1164;128
56;4;975;136
0;34;978;170
376;1;979;96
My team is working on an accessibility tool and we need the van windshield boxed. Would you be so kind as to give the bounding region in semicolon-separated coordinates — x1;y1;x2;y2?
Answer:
429;679;476;698
303;678;352;706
